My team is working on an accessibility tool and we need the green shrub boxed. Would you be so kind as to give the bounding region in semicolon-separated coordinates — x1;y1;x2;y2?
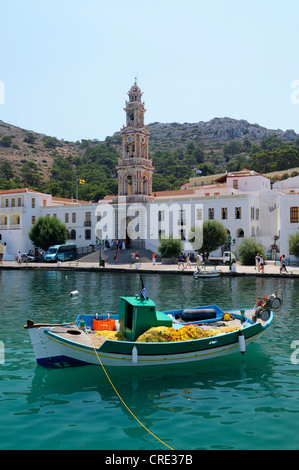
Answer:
289;233;299;258
237;238;266;265
157;235;182;259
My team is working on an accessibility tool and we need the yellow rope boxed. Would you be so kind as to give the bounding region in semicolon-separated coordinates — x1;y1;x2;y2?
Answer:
84;328;174;450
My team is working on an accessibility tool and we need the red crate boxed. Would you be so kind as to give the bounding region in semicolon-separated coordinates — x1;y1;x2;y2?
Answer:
93;318;115;331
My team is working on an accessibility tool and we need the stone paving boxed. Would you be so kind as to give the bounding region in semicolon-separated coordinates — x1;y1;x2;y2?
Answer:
0;259;298;277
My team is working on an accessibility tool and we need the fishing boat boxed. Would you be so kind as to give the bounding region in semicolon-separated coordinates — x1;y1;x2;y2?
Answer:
194;268;222;278
24;289;280;369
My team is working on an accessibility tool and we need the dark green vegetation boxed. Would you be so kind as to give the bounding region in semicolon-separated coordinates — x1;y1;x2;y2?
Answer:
0;120;298;201
28;216;68;251
237;238;266;266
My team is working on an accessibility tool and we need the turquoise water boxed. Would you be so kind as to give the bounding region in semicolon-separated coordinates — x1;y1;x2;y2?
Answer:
0;270;299;450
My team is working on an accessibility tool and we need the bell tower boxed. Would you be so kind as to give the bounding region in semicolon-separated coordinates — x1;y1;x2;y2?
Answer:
116;82;154;201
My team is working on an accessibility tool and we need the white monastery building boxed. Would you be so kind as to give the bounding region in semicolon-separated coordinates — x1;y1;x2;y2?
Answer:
0;82;298;262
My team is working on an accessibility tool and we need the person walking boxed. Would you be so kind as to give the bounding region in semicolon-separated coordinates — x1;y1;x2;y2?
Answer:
114;251;118;264
254;253;260;270
186;253;191;269
130;251;135;268
280;255;288;273
0;242;3;264
259;255;264;273
152;252;156;265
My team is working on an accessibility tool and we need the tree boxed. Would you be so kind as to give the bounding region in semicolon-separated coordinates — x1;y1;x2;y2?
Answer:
289;233;299;258
28;216;68;251
190;220;227;257
237;238;265;265
157;235;182;259
0;136;12;147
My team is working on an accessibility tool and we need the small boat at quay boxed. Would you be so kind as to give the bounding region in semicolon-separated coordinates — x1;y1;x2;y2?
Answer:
194;268;222;278
25;285;280;369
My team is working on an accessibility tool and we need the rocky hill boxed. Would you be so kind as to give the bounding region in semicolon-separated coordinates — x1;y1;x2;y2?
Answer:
0;117;297;181
148;118;297;146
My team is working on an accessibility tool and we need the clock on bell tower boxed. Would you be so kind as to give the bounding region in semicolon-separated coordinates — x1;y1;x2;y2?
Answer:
116;82;154;201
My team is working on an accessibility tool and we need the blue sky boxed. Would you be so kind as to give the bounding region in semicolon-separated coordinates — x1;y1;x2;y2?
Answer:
1;0;299;142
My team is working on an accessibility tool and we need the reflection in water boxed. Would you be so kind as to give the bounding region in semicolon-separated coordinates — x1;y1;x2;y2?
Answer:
0;271;299;450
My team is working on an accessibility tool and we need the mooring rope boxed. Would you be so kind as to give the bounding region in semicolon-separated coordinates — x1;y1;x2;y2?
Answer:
84;328;174;450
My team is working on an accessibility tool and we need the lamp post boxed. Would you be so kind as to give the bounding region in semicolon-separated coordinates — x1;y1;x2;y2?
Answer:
96;238;104;267
226;235;236;271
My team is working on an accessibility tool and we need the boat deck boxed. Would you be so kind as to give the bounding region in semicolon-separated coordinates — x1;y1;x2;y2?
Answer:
48;308;266;347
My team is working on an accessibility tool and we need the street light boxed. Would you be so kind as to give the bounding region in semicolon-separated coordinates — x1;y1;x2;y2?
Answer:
226;235;236;271
96;238;104;267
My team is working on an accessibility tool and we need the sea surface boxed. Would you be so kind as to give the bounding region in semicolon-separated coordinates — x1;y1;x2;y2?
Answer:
0;269;299;450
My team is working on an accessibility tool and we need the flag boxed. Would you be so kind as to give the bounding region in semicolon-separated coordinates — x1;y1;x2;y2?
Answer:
196;169;202;174
79;179;85;185
141;286;148;300
140;276;148;300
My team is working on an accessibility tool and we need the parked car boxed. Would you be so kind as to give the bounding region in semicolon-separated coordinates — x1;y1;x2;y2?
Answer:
15;253;35;263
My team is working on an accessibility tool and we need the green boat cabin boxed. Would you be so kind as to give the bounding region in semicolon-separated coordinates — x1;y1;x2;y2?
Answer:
118;296;172;341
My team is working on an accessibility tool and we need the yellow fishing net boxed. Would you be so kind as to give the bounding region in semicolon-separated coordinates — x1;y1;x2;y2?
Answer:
93;324;241;343
136;324;241;343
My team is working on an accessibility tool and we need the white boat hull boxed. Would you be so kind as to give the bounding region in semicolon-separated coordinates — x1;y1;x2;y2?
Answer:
27;324;264;368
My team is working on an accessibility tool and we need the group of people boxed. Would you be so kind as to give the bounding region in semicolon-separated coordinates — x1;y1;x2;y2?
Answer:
178;252;196;270
110;240;126;251
254;252;290;273
254;253;265;273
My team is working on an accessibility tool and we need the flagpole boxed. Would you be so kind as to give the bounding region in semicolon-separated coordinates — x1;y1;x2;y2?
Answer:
76;178;79;202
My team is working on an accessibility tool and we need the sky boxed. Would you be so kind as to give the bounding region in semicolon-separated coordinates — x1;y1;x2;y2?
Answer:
1;0;299;142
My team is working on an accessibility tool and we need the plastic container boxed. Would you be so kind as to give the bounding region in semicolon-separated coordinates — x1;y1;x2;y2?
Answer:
92;318;115;331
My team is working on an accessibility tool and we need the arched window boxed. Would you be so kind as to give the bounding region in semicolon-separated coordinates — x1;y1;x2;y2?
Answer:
70;229;76;240
237;229;244;238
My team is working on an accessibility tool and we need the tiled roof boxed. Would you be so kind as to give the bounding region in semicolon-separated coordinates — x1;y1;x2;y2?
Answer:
0;188;43;195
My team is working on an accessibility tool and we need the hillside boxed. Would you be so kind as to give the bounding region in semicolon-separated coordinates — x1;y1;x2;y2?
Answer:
0;117;298;199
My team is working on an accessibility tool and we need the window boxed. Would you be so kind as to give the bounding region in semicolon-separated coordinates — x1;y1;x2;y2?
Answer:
158;210;164;222
72;213;76;223
233;179;238;189
32;216;36;224
290;207;299;223
84;212;91;226
158;229;166;239
18;198;22;207
32;198;35;208
65;213;69;223
70;229;76;240
11;199;15;207
5;199;8;208
178;209;186;225
208;208;214;220
256;208;259;221
235;207;241;219
179;229;186;240
85;229;91;240
221;207;227;219
196;208;202;220
250;207;254;220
